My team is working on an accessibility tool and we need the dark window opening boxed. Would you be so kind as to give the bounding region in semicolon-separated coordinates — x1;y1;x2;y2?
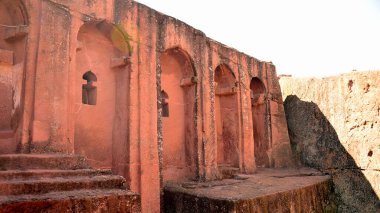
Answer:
82;71;97;105
161;90;169;117
250;77;266;105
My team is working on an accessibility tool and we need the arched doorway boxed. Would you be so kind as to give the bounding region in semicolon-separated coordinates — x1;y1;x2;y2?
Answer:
250;77;269;167
214;64;240;168
0;0;28;153
160;47;197;182
74;21;130;170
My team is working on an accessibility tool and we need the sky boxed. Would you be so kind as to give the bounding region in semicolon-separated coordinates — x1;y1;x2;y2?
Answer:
136;0;380;77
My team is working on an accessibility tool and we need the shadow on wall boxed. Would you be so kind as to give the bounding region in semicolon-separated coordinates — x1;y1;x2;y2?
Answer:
284;95;380;212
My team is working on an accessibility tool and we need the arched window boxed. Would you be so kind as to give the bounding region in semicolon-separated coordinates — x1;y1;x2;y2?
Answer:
82;71;97;105
161;90;169;117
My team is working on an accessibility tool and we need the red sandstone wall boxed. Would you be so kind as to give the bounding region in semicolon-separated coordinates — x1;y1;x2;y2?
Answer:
0;0;28;153
4;0;293;212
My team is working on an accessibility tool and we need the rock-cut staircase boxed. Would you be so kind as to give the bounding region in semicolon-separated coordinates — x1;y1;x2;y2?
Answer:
0;154;140;212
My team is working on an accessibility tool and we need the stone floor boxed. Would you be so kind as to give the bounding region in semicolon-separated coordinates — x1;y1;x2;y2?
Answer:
164;168;336;213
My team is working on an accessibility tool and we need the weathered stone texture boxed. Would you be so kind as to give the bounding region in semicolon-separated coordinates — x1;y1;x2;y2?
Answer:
164;168;335;213
280;71;380;212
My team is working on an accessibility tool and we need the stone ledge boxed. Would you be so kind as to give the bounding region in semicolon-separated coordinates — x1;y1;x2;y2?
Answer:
1;25;28;41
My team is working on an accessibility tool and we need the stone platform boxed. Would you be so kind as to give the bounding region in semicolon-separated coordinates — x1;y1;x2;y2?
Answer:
164;168;335;213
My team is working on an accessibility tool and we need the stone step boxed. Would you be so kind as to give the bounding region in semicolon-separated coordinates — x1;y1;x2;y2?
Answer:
218;165;240;179
0;175;127;195
0;169;112;181
0;154;141;212
0;189;141;213
0;154;90;170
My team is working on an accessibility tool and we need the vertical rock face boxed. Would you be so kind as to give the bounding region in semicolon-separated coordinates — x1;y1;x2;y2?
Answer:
279;71;380;212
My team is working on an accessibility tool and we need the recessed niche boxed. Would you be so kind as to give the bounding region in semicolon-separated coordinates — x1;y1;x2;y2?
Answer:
160;47;197;182
82;71;97;105
250;77;269;167
214;64;239;167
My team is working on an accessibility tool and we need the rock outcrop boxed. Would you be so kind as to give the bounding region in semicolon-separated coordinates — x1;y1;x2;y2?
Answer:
279;71;380;212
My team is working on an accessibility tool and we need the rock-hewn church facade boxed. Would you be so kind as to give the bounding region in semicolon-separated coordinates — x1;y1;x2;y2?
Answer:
0;0;293;211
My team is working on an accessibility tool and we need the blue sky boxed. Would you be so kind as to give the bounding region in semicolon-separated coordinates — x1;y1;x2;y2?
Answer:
136;0;380;77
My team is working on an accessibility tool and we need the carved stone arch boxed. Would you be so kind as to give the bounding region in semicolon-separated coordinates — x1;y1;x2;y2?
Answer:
76;20;133;61
163;47;197;77
214;64;240;168
214;64;237;93
215;64;236;80
74;20;131;177
0;0;28;26
159;46;198;183
250;77;269;167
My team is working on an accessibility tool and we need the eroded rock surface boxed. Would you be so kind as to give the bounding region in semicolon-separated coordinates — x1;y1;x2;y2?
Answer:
164;168;335;213
280;71;380;212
